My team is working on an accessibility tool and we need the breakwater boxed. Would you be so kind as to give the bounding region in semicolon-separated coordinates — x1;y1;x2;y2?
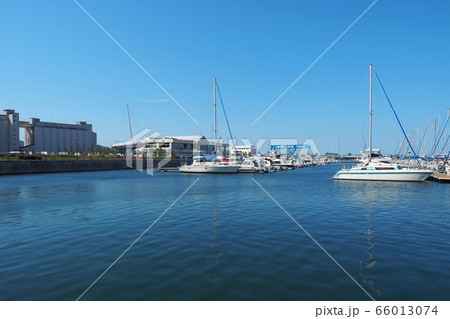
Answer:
0;159;181;175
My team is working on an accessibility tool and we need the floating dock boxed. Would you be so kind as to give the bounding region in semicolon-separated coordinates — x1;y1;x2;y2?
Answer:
159;167;180;172
429;173;450;183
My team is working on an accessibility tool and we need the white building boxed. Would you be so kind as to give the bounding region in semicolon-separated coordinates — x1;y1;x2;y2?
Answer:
112;135;229;158
0;109;97;154
230;145;257;156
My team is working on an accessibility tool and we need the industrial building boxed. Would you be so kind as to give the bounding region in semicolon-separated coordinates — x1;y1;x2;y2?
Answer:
112;135;229;158
0;109;97;154
0;110;20;153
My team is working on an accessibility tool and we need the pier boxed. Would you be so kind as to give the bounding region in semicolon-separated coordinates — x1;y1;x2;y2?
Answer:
429;173;450;183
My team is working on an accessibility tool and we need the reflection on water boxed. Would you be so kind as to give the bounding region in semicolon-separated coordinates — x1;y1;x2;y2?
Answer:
0;183;96;228
0;167;448;300
206;194;222;283
359;203;381;296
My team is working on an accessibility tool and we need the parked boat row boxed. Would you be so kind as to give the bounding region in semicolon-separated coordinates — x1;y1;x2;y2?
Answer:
177;77;335;175
174;154;335;174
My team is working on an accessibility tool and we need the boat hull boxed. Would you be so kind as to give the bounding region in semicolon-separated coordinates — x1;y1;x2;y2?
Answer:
238;168;264;173
179;165;239;174
333;170;433;182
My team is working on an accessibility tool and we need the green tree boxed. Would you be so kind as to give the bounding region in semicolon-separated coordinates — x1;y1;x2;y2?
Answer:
155;148;166;158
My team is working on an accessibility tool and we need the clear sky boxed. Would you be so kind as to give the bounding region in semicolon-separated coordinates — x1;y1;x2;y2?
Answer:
1;0;449;155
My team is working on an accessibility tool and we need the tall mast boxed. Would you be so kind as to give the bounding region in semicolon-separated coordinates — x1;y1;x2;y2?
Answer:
434;118;437;156
213;77;217;153
369;64;373;162
426;118;430;156
127;104;133;140
445;108;450;153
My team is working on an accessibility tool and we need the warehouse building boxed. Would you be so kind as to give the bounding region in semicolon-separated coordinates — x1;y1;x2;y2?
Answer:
0;109;97;154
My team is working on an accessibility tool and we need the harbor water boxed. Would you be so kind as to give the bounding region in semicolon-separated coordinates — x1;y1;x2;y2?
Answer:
0;165;449;300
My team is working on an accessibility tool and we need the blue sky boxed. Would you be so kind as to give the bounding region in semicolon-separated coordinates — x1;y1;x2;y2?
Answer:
1;0;449;155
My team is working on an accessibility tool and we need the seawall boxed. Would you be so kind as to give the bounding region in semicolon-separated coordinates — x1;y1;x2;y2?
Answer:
0;159;181;175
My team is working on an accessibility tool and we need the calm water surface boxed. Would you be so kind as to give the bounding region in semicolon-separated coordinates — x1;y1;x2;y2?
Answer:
0;165;449;300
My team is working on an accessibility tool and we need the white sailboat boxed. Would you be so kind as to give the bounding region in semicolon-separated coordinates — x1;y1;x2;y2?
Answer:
333;65;433;182
179;78;239;174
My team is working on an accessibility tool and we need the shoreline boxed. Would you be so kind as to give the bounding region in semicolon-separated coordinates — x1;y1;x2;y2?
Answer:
0;159;181;176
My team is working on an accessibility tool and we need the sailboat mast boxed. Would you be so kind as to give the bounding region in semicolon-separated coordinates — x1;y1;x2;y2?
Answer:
446;108;450;152
127;104;133;140
369;64;373;162
214;77;217;153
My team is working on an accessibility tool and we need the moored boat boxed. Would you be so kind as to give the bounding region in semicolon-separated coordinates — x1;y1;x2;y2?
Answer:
333;65;433;182
179;157;239;174
179;78;239;174
238;158;265;173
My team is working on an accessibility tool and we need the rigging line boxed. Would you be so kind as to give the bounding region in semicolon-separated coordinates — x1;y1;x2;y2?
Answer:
72;0;199;126
216;81;238;158
251;0;379;126
76;177;200;301
431;115;449;156
372;118;395;153
440;134;450;155
417;124;428;156
252;178;376;301
345;68;370;154
373;69;421;167
129;107;142;132
394;138;403;156
376;77;401;139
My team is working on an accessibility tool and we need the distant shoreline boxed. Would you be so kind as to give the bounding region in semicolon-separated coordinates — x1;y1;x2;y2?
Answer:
0;159;181;176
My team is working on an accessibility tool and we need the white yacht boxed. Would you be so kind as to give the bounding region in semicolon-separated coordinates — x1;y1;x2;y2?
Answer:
333;65;433;182
238;158;265;173
271;157;294;170
179;157;239;174
179;78;239;174
333;158;433;181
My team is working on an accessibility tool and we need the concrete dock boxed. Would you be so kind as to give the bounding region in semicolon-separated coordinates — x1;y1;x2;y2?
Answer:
0;159;181;175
